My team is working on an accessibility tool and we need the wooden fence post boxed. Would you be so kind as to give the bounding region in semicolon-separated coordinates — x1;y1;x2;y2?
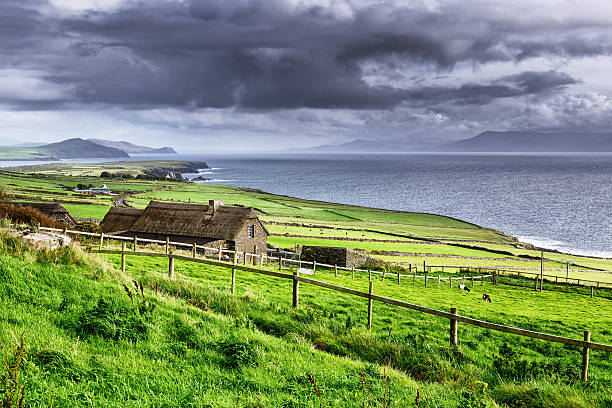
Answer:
450;307;458;346
397;270;400;285
462;276;465;285
292;270;300;308
313;261;317;273
192;243;197;258
471;276;474;286
582;330;591;382
243;252;247;265
166;236;169;254
438;275;440;287
493;270;498;285
99;233;104;250
231;251;237;295
540;250;544;291
534;276;538;291
591;287;594;298
423;260;426;274
566;262;569;293
424;272;428;286
334;264;338;277
218;245;222;261
121;242;126;274
168;255;174;279
259;253;264;267
279;256;283;271
368;269;372;281
133;236;137;252
367;281;373;331
352;267;355;279
382;269;386;282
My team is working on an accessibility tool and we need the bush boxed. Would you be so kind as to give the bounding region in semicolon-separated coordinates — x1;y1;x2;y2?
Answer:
218;335;260;368
0;203;66;229
73;295;153;341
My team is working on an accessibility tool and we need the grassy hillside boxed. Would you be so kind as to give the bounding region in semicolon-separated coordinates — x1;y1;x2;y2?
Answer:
0;163;611;287
1;231;610;407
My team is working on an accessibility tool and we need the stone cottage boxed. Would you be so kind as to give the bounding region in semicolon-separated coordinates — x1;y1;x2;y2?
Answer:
101;200;269;255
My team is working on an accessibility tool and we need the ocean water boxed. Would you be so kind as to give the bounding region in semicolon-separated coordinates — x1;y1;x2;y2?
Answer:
3;153;611;257
185;153;612;258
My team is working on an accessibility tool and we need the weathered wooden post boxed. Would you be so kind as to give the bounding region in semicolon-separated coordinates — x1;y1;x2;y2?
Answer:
591;287;594;298
424;271;428;286
566;262;569;293
279;256;283;271
462;276;465;285
493;270;498;285
334;264;338;277
99;233;104;250
313;260;317;273
243;251;247;265
192;243;197;258
218;245;223;261
423;260;426;274
368;269;372;281
121;242;126;274
259;253;264;267
231;251;237;295
292;270;300;308
382;269;386;282
582;330;591;382
165;236;170;254
438;275;440;287
450;307;458;346
367;281;374;331
534;276;538;291
352;267;355;279
471;276;474;286
540;250;544;291
63;227;68;235
133;236;137;252
397;270;400;285
168;255;174;279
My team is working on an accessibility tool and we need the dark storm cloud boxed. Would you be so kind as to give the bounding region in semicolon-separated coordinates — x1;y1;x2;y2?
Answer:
0;0;608;110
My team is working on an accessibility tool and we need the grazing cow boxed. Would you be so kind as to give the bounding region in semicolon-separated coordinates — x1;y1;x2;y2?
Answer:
482;294;492;303
458;284;470;292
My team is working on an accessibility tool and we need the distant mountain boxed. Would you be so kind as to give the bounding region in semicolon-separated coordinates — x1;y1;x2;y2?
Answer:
300;139;435;152
88;139;177;154
444;131;612;152
39;138;129;159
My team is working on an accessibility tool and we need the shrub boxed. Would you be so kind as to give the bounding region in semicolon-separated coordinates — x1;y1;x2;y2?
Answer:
0;203;66;229
73;295;153;341
218;335;260;368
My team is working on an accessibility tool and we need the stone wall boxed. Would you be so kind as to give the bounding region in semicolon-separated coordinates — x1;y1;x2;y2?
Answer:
300;246;373;268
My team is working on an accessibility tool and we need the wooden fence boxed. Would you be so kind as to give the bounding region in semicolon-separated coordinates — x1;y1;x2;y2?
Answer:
39;227;612;383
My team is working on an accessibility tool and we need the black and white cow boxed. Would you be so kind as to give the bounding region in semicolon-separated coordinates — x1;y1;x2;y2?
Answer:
482;294;492;303
458;284;470;292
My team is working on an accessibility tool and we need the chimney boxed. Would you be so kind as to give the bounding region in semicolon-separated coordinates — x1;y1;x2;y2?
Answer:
209;199;224;213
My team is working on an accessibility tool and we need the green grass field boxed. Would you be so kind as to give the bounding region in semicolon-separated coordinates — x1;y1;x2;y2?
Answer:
1;231;611;407
1;162;611;285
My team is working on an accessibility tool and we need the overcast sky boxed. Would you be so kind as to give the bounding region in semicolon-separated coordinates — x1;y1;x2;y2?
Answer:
1;0;612;151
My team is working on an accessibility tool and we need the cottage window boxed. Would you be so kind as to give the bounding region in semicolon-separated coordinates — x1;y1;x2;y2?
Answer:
248;225;255;238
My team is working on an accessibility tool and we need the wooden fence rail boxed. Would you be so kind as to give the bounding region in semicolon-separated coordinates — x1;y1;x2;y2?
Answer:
89;246;612;383
43;227;612;294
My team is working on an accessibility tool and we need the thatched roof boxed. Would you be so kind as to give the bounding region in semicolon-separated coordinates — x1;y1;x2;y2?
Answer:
3;201;77;224
100;207;144;233
128;201;268;240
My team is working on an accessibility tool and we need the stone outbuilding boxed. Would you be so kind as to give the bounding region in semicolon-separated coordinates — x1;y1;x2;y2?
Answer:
101;200;269;256
300;245;379;268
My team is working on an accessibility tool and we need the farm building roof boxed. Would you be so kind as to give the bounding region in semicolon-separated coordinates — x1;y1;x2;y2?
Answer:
100;207;144;233
2;201;77;224
101;201;268;240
